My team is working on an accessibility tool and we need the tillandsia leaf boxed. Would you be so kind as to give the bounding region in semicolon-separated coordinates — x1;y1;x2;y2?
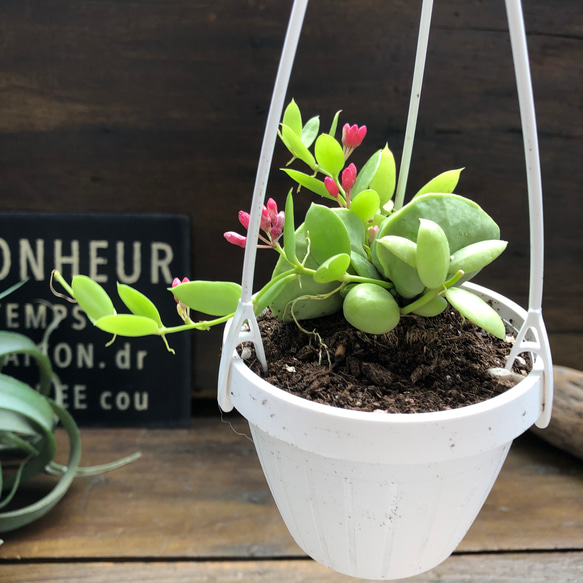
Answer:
449;240;508;275
282;99;302;137
369;144;397;207
350;189;380;223
413;168;464;199
353;150;382;197
0;279;28;302
71;275;115;324
171;281;242;317
280;124;316;170
304;204;351;265
313;253;351;283
0;399;82;534
0;331;53;396
328;109;342;138
281;169;336;201
314;134;345;177
416;219;451;289
117;284;163;327
445;287;506;340
96;314;160;337
377;236;418;269
283;191;297;264
301;116;320;148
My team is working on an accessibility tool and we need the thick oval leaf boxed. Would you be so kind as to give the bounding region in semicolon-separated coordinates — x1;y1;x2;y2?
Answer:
71;275;115;324
314;134;345;177
445;287;506;339
369;144;396;206
304;204;351;265
332;208;367;257
413;168;464;199
449;240;508;275
281;169;335;201
280;125;316;170
96;314;160;337
416;219;451;289
254;272;298;315
412;295;448;317
172;281;241;316
117;283;163;326
282;99;302;136
350;252;383;280
353;150;382;196
314;253;351;283
301;116;320;148
377;236;417;269
350;189;380;223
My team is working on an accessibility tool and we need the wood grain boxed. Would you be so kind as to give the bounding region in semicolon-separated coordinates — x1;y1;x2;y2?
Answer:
0;420;581;560
0;0;580;393
1;553;583;583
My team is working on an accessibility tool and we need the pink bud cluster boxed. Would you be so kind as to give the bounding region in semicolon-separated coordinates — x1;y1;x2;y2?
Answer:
224;198;284;249
324;162;358;208
342;123;367;159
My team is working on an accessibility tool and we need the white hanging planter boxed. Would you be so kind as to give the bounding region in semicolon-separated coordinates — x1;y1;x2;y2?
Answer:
224;283;547;580
218;0;553;580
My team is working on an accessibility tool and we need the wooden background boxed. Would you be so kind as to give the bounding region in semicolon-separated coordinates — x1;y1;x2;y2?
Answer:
0;0;580;402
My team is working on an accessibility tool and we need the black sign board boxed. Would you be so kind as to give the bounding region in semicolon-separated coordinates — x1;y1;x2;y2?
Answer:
0;213;191;427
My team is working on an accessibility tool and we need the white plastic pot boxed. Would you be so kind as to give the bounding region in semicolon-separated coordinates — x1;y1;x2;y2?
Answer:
223;283;548;580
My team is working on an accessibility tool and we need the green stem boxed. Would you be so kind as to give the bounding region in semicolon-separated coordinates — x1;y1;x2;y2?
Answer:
51;270;74;298
400;270;465;315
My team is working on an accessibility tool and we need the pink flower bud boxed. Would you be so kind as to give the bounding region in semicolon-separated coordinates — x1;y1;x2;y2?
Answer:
224;231;247;248
341;163;357;191
270;211;285;241
266;198;278;221
172;277;181;288
260;206;272;232
342;123;367;149
238;210;251;230
324;177;339;198
368;225;379;245
172;277;189;303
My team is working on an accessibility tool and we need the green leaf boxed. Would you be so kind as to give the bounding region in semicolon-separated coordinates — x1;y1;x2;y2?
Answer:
117;284;163;327
301;116;320;148
412;295;448;317
416;219;451;289
350;252;383;279
413;168;464;199
377;236;418;269
281;169;336;201
172;281;242;316
314;134;345;177
280;124;316;170
328;109;342;138
445;287;506;339
449;240;508;275
282;99;302;136
369;144;396;206
333;208;367;257
96;314;160;337
283;191;297;264
353;150;382;196
314;253;351;283
350;189;380;223
304;204;351;265
71;275;115;324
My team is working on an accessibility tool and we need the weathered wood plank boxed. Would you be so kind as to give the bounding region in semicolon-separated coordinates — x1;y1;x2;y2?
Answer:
0;0;580;396
1;553;583;583
0;421;581;560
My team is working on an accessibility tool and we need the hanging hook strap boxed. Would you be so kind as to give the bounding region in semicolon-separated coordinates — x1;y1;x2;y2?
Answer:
504;0;553;428
217;0;309;412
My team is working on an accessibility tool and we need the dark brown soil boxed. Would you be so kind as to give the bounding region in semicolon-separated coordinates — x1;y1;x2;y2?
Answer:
243;309;531;414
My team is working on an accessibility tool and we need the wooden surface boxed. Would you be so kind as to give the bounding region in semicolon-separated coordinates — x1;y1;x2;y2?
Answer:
0;417;582;581
0;1;580;398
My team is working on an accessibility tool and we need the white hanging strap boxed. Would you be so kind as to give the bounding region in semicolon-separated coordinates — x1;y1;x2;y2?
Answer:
394;0;435;211
504;0;553;428
217;0;309;412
